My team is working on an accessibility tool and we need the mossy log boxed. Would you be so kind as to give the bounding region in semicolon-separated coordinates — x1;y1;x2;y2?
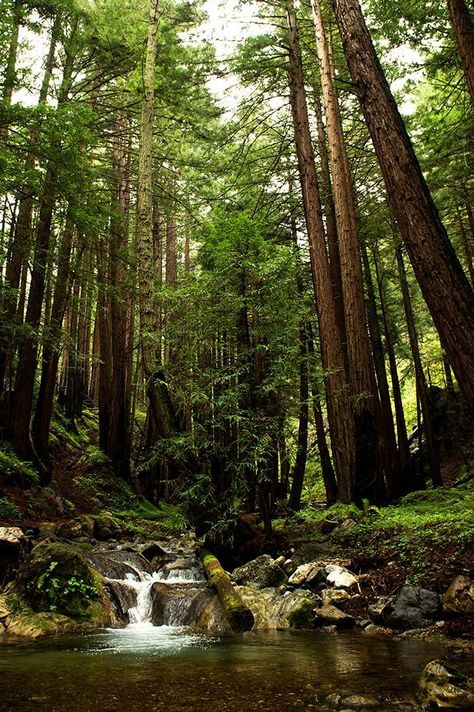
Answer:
200;549;254;632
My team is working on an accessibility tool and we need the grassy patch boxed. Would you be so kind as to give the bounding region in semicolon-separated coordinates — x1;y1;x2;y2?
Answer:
0;444;39;487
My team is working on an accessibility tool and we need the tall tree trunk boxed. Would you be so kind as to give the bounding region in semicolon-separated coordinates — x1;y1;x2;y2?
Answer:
286;0;355;502
32;214;75;459
332;0;474;408
6;162;57;460
136;0;180;494
107;112;132;479
396;248;443;487
312;88;346;355
447;0;474;107
0;16;60;395
312;0;385;502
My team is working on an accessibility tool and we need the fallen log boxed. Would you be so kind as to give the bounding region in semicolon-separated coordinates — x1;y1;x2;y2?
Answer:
200;549;254;632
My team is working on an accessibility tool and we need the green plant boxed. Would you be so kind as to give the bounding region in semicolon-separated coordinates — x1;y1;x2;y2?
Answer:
33;561;99;614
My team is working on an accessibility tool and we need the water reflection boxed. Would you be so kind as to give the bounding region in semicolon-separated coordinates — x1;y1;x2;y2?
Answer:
0;630;450;711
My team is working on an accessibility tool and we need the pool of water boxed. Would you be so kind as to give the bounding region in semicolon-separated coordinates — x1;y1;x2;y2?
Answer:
0;626;458;711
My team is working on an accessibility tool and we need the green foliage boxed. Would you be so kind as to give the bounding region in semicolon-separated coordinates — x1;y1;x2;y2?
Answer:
31;560;99;616
333;484;474;585
0;496;21;520
0;445;39;487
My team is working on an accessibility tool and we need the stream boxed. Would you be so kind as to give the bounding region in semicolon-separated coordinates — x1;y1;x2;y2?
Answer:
0;548;455;711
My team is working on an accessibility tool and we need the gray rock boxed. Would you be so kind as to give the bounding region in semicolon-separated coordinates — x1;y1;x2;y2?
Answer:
289;561;326;587
379;585;441;630
231;555;287;589
314;603;356;628
443;575;474;615
419;659;474;710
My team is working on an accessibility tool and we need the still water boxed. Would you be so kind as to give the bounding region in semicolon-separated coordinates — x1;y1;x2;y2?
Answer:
0;626;452;711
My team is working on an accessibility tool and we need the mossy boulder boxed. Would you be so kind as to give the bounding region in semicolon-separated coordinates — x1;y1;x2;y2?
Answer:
16;542;103;620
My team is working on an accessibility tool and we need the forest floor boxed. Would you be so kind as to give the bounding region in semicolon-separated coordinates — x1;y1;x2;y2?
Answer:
1;409;473;642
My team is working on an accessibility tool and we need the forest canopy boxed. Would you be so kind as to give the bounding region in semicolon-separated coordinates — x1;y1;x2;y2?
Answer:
0;0;473;541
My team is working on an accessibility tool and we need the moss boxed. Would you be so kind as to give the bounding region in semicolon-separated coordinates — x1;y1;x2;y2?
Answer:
0;496;21;520
0;445;39;487
288;600;316;629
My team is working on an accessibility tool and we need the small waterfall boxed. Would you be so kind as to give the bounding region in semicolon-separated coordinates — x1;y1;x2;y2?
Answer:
103;551;208;629
127;572;163;626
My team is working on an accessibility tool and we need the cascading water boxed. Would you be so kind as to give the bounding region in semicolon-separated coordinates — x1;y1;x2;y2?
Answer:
104;552;209;630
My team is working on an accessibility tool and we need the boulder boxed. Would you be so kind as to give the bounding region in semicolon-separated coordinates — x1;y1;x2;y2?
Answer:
443;576;474;616
84;552;142;581
288;561;326;587
17;542;104;620
314;603;356;629
151;582;213;627
325;564;358;589
277;590;320;628
321;588;351;607
372;585;440;630
0;526;29;583
93;513;121;540
231;555;287;589
56;520;83;540
419;659;474;710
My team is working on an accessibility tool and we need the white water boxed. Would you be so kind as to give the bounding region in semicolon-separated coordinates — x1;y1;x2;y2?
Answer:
106;557;206;629
126;571;165;626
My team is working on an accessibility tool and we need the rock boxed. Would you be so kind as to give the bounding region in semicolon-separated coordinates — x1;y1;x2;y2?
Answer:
79;516;95;538
84;552;143;580
321;588;351;607
151;582;213;627
139;542;168;565
368;597;389;624
93;513;121;541
377;585;441;630
105;579;137;622
283;559;297;576
231;555;287;589
314;603;355;629
56;520;83;540
320;518;339;534
17;542;105;621
37;522;58;541
33;489;64;518
419;659;474;710
274;555;286;567
443;576;474;615
340;694;380;707
326;564;358;589
0;526;29;582
288;561;326;587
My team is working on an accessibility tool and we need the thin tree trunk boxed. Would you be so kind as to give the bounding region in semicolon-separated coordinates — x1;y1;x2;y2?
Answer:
361;241;398;497
306;322;339;505
289;325;309;511
396;248;443;487
373;246;411;477
332;0;474;408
